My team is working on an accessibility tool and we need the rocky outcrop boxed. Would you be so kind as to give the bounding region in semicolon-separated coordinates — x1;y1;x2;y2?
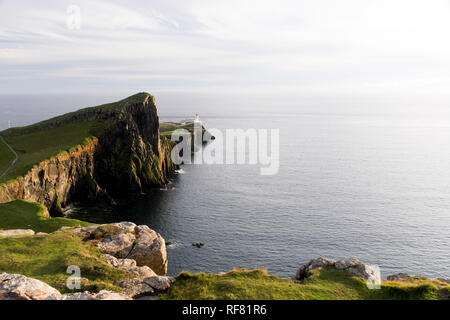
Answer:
0;93;177;215
0;273;62;300
127;225;167;275
296;257;336;280
296;257;381;286
73;222;168;275
0;273;134;300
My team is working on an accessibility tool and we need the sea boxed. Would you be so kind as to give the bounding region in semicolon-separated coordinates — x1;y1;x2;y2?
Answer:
1;91;449;279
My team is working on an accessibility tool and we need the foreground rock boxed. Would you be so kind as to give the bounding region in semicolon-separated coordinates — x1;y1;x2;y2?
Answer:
83;222;167;275
0;273;133;300
100;254;156;278
62;290;132;300
296;257;381;286
127;225;167;275
0;229;35;237
0;273;62;300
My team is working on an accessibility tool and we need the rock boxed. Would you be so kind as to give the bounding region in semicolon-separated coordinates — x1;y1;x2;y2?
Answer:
58;226;73;231
96;233;136;257
192;242;204;248
109;222;137;234
61;292;95;300
128;265;157;279
101;254;135;269
0;229;35;237
335;258;381;286
82;225;101;232
100;254;156;278
143;276;174;291
62;290;132;300
335;258;362;270
0;273;62;300
35;232;48;236
387;273;412;281
127;225;167;275
296;257;336;280
114;278;154;298
93;290;132;300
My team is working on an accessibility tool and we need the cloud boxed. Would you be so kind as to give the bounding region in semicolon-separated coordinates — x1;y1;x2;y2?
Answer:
1;0;450;94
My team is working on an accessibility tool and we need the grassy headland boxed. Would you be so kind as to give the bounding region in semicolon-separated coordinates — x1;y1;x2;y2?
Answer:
0;93;150;184
0;200;91;233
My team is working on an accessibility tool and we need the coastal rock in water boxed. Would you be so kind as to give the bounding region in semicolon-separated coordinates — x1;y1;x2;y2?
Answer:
0;273;62;300
114;278;154;298
96;233;136;257
296;257;336;280
127;225;168;275
0;229;35;237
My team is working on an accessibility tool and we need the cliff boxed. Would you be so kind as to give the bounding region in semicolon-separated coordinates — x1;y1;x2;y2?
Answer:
0;93;177;216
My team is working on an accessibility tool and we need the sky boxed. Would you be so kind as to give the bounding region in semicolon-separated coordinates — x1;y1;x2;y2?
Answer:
1;0;450;95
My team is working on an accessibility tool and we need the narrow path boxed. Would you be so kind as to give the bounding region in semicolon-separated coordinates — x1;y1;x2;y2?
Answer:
0;135;18;180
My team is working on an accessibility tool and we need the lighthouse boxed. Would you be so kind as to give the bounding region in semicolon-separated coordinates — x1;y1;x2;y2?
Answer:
194;114;200;123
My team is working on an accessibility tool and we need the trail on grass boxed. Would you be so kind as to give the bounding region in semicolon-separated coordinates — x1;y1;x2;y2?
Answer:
0;135;18;180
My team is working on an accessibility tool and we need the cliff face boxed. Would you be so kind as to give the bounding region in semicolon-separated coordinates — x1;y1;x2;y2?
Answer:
0;93;177;215
93;96;176;195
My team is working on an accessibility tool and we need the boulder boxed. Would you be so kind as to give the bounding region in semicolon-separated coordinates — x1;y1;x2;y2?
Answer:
114;278;154;298
0;229;35;237
109;222;137;234
0;273;62;300
100;254;156;278
62;290;132;300
127;225;168;275
96;233;136;257
295;257;381;288
295;257;336;280
143;276;174;291
89;223;167;275
335;258;381;286
335;258;362;270
93;290;132;300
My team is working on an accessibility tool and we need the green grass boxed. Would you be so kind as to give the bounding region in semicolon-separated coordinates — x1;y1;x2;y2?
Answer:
0;121;105;184
162;267;449;300
0;200;92;233
1;93;150;138
0;230;130;293
0;138;15;177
